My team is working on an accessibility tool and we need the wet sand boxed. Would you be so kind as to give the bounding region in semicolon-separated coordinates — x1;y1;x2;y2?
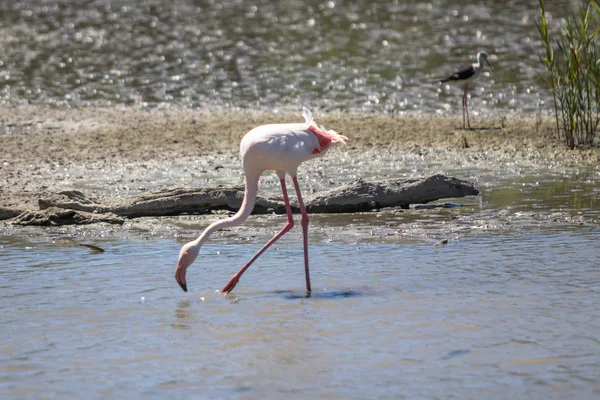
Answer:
1;105;598;213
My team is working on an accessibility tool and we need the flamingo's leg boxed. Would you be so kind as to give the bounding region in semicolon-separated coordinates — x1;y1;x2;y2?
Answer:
221;177;294;293
292;176;311;293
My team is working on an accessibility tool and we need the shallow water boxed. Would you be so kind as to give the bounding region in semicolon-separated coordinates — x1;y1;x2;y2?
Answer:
2;168;600;399
0;0;580;114
2;231;599;398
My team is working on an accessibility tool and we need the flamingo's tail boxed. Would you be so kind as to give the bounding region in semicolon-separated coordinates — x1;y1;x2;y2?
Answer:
302;106;348;145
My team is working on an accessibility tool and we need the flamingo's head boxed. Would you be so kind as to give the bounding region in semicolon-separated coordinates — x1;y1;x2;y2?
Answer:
175;241;200;292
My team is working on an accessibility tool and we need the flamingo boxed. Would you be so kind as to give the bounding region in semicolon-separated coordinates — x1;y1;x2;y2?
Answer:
175;107;348;294
440;51;492;129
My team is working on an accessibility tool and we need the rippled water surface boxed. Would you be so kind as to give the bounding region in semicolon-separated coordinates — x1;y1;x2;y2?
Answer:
2;170;600;399
0;0;581;113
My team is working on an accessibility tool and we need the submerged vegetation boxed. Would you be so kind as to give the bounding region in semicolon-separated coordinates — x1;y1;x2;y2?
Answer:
537;0;600;148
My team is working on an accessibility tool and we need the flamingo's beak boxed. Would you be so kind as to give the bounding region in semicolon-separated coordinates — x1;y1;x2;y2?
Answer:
178;281;187;292
175;263;188;292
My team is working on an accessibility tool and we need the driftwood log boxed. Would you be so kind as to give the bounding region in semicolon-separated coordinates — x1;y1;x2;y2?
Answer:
6;174;479;226
37;186;284;218
305;175;477;213
0;206;22;220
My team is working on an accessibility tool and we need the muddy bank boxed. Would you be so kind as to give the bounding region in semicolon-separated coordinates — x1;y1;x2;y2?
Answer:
1;106;598;218
3;106;598;164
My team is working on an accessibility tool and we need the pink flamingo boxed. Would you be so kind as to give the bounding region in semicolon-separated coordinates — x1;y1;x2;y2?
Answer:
175;107;348;294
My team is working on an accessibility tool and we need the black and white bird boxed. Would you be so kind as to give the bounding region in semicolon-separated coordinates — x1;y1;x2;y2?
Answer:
441;51;492;129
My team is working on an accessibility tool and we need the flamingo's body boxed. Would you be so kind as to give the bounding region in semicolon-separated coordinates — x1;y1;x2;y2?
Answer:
175;107;347;294
441;51;492;129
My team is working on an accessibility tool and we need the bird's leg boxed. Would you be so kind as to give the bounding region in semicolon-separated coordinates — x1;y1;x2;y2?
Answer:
221;178;295;293
462;84;467;129
292;176;311;293
462;96;465;129
464;83;471;129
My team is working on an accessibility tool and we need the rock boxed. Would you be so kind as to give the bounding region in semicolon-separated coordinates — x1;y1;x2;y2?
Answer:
12;207;124;226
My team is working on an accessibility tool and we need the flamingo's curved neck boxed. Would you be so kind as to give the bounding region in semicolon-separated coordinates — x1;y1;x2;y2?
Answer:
192;172;260;248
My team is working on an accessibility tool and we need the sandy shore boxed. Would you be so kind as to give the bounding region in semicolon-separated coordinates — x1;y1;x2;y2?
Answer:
1;105;599;213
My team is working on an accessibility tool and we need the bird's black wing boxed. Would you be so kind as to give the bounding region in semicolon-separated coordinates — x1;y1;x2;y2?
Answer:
440;65;475;83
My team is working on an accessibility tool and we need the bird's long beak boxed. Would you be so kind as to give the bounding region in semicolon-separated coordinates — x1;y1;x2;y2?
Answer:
175;263;188;292
486;59;493;70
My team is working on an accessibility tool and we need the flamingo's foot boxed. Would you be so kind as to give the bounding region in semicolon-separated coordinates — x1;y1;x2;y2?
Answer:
221;275;240;294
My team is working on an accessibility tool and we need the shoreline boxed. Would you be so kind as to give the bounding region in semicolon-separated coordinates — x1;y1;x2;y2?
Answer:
1;105;599;213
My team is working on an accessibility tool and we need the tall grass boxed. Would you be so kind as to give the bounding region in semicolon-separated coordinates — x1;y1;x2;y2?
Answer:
536;0;600;148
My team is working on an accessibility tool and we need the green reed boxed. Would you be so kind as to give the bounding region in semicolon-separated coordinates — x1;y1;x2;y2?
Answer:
536;0;600;148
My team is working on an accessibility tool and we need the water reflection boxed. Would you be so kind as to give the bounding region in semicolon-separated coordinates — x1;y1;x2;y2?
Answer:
172;300;192;330
485;173;600;216
272;288;365;300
